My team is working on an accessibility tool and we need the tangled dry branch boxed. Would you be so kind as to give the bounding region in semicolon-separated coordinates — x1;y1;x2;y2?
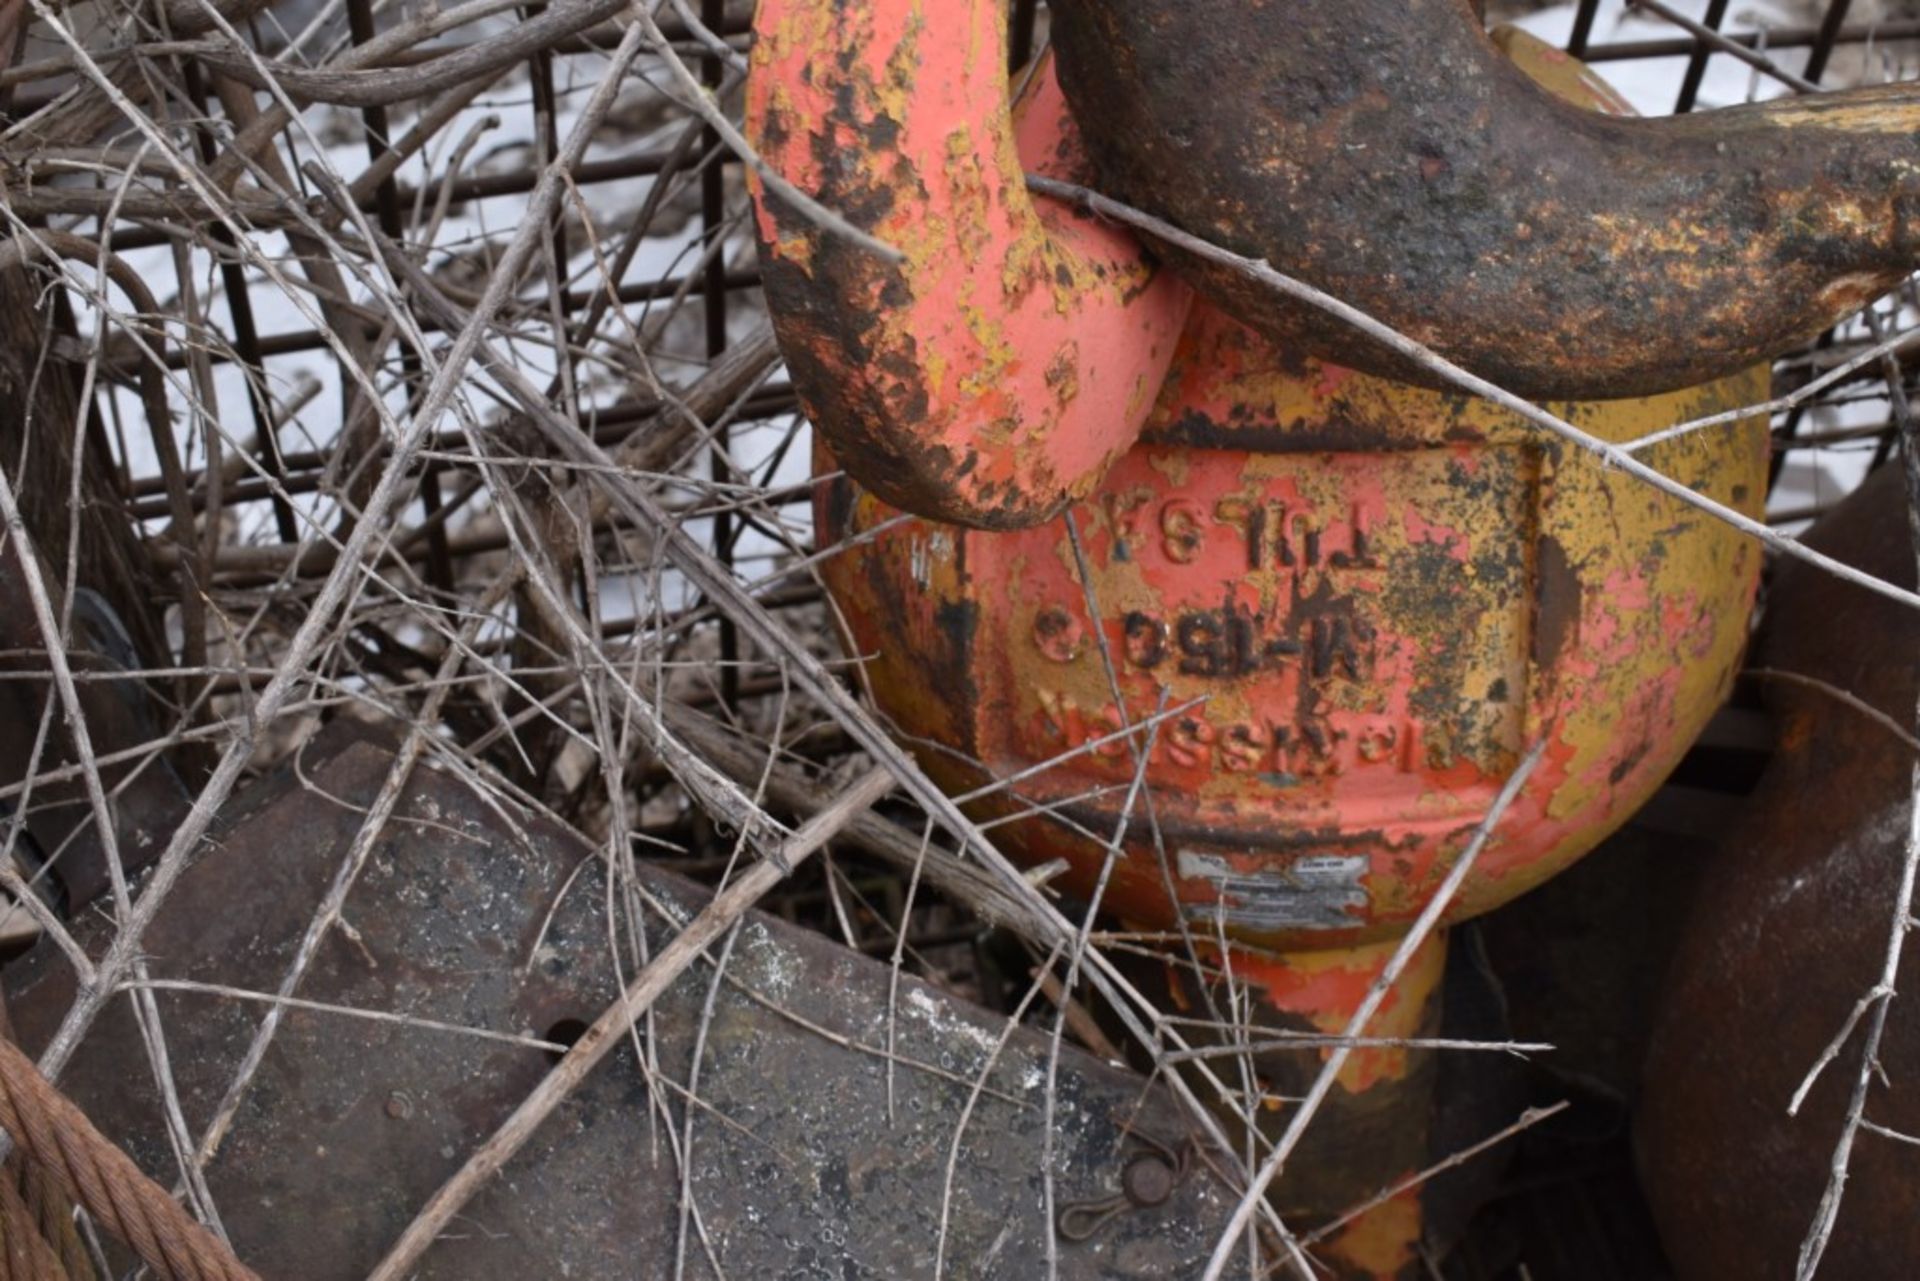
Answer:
0;1;1915;1278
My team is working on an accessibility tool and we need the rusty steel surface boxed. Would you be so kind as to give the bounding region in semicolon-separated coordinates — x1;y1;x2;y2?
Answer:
745;4;1191;529
789;33;1771;1279
1048;3;1920;401
3;726;1237;1278
1637;462;1920;1281
809;27;1767;955
818;336;1766;955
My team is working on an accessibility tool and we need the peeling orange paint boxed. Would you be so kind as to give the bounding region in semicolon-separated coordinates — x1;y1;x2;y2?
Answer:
773;17;1771;1280
746;16;1192;527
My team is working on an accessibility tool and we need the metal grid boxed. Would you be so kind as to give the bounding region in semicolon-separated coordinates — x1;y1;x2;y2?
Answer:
9;0;1916;557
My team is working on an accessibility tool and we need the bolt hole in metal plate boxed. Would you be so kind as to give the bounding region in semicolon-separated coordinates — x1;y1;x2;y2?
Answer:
3;726;1237;1278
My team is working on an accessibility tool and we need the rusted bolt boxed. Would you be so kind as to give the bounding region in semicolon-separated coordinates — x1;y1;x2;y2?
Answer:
1120;1154;1176;1209
1050;1;1920;399
385;1091;414;1121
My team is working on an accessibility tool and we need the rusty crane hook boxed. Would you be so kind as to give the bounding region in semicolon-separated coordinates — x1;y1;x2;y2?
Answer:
1048;0;1920;401
746;3;1193;530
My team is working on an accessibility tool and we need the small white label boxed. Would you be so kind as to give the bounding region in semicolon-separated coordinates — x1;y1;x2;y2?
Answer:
1177;850;1369;931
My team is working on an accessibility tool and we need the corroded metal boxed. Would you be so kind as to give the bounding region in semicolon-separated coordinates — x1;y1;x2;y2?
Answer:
1638;463;1920;1280
817;322;1767;955
799;35;1769;1279
1048;3;1920;400
746;3;1191;529
4;726;1238;1277
818;340;1764;1276
775;27;1770;948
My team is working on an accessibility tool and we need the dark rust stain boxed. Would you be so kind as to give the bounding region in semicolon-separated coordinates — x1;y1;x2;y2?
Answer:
1606;738;1649;785
1531;534;1580;674
1639;463;1920;1280
753;97;1054;531
1049;0;1920;399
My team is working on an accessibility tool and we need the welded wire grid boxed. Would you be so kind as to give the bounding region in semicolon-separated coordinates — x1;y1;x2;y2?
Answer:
0;0;1916;1277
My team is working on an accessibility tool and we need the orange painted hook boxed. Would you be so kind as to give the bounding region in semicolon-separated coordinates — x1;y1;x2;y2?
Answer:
745;3;1193;530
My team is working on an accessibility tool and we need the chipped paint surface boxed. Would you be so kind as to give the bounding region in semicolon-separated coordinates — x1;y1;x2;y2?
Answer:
819;332;1765;1280
781;22;1770;1276
798;15;1767;952
1168;934;1448;1274
746;11;1190;528
822;351;1768;951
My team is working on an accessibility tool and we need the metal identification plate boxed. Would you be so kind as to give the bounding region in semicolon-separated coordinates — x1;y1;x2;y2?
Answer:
1176;850;1370;931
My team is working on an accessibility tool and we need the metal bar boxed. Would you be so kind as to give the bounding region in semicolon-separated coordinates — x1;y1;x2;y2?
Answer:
1674;0;1732;113
346;0;453;591
126;385;804;512
1632;0;1818;95
94;145;736;252
1583;17;1920;62
181;61;299;543
136;266;763;368
1770;4;1857;494
1567;0;1603;58
0;10;758;108
703;0;739;708
1805;0;1857;86
1772;334;1836;490
528;0;570;401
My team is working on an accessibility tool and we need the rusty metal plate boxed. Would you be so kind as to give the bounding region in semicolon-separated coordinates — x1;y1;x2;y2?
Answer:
5;725;1236;1277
